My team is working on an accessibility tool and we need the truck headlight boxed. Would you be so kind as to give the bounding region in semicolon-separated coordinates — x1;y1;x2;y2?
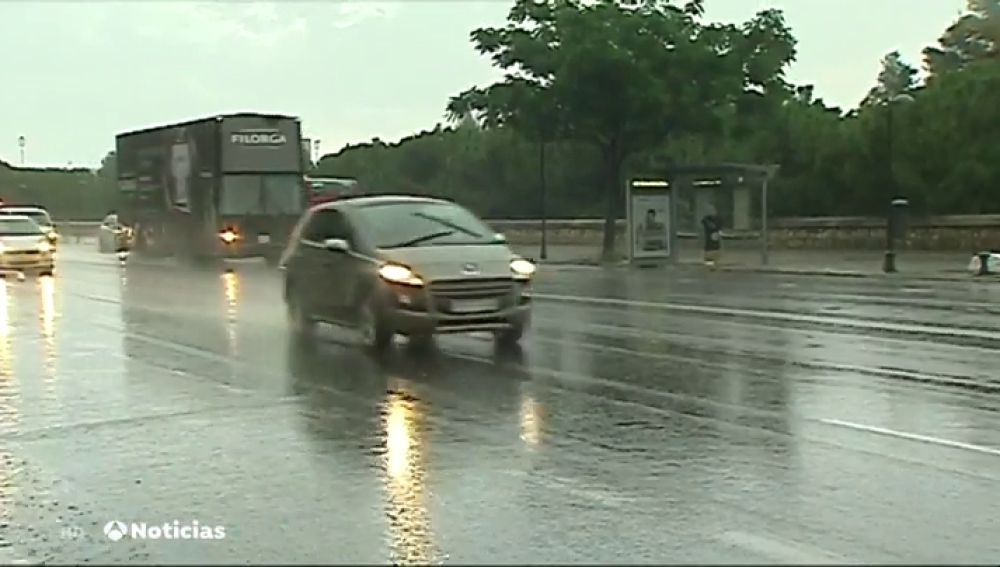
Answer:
378;263;423;286
510;258;536;279
219;229;238;244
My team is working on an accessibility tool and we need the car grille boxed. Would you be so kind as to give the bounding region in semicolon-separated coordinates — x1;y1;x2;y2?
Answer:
428;278;514;298
427;278;515;313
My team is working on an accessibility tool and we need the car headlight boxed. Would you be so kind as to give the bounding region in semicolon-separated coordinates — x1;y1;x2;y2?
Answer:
378;263;423;286
46;231;59;242
38;241;53;253
510;258;536;279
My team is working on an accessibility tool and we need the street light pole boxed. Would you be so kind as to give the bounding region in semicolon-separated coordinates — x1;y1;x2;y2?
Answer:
883;93;915;273
17;135;25;165
313;140;321;165
539;141;548;260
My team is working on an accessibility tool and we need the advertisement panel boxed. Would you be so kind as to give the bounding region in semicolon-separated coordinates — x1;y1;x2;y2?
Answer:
628;179;671;261
220;115;301;173
116;119;217;217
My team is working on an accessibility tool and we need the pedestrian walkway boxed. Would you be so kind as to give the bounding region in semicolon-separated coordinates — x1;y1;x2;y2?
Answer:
512;244;994;281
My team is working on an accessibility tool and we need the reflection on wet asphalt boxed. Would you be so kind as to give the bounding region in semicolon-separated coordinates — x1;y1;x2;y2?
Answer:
1;245;999;564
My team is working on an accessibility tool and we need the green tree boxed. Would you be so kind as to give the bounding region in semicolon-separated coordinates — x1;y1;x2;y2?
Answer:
924;0;1000;76
453;0;796;259
861;51;919;106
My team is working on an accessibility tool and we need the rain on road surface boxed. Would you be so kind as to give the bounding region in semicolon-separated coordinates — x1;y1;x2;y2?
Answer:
1;244;999;564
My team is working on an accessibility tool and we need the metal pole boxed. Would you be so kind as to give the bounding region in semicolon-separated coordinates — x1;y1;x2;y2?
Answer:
539;141;548;260
887;104;895;201
625;179;633;264
17;135;25;165
884;103;897;272
760;176;769;265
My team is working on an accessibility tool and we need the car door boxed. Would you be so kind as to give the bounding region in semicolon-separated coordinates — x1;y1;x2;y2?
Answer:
295;210;338;320
314;209;357;322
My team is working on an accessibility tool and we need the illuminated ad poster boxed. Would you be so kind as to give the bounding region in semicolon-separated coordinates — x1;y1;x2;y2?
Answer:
629;179;671;260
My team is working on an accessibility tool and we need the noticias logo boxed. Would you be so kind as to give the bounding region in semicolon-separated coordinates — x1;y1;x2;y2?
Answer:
103;520;226;541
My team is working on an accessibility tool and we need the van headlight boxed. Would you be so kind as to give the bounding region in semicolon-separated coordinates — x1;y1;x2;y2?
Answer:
510;258;536;279
378;263;423;286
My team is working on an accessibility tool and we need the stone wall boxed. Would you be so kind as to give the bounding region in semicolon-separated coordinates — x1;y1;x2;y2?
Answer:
487;215;1000;252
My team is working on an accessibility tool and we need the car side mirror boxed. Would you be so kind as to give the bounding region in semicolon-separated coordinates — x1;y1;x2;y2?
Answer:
323;238;349;252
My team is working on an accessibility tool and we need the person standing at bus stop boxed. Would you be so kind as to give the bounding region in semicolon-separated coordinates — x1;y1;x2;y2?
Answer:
701;207;722;269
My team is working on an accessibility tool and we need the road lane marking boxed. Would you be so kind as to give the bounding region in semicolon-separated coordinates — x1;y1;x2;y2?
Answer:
716;530;845;564
821;418;1000;458
530;292;1000;342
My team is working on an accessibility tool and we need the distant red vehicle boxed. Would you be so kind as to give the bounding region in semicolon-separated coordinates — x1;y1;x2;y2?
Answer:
304;176;359;205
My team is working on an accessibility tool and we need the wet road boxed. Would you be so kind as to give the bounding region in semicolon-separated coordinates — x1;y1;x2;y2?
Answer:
1;245;999;564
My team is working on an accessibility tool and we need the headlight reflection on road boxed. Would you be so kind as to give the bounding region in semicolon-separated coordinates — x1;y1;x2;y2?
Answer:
382;388;439;565
0;279;8;338
38;275;57;398
38;276;55;338
519;391;543;448
0;278;19;440
221;271;239;356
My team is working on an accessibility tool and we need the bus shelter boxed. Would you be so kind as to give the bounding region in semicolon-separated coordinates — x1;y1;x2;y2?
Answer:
626;163;779;266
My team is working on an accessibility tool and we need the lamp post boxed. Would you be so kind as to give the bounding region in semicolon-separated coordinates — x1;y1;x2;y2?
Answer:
17;135;25;165
883;93;915;273
313;139;321;164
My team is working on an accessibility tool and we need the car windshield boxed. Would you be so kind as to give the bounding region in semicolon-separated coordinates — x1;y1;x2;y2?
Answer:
354;201;498;248
1;210;51;227
0;217;44;236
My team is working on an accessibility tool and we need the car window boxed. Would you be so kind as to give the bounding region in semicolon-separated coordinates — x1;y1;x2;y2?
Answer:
302;209;352;243
1;210;50;226
0;217;43;235
352;201;496;248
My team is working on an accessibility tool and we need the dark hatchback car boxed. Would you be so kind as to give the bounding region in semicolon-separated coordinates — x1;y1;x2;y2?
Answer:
278;195;536;351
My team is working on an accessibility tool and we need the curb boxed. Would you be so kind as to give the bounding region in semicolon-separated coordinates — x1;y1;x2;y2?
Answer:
534;258;995;282
719;265;995;282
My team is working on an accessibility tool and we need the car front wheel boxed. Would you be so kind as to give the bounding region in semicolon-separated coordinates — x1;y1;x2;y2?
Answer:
287;288;316;339
358;300;393;353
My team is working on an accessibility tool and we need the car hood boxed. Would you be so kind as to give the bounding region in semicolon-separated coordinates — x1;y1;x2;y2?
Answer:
0;235;49;252
377;244;517;280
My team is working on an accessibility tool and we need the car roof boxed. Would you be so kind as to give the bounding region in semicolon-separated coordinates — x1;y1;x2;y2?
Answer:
312;194;450;213
0;214;37;222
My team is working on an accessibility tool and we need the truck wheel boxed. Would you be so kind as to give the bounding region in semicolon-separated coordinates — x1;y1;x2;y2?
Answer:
407;332;435;353
494;322;525;347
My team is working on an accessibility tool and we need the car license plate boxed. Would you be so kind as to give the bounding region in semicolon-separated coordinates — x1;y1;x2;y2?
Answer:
258;234;270;243
451;298;498;313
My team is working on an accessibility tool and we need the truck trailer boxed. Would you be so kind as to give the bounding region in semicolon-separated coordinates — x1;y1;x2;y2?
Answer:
115;113;307;265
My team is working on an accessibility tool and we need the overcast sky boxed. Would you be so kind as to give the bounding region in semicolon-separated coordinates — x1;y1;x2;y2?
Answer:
0;0;965;168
